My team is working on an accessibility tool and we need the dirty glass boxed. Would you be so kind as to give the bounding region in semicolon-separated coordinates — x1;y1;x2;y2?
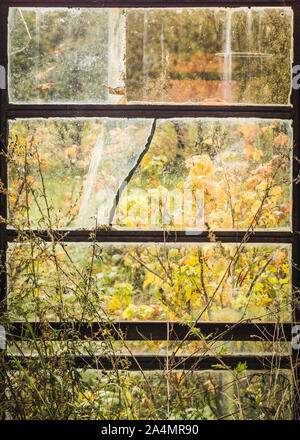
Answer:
126;7;293;105
7;339;291;357
8;118;292;230
78;370;292;420
8;8;125;104
111;340;291;356
8;242;291;322
84;369;292;420
3;363;292;419
8;7;293;105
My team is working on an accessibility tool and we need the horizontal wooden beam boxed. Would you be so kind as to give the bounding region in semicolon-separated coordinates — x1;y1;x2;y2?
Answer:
5;354;292;371
4;0;297;8
7;229;294;243
6;104;293;120
8;321;294;341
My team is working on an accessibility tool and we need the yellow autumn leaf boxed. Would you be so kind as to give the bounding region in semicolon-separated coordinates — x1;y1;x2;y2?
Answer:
269;185;282;201
169;248;179;258
203;138;213;145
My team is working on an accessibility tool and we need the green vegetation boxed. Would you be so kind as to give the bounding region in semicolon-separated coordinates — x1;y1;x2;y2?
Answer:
1;6;297;421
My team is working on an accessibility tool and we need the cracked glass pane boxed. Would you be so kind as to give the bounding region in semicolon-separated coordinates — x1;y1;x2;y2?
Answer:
126;7;293;105
8;8;125;104
8;118;292;230
8;242;291;322
8;118;153;228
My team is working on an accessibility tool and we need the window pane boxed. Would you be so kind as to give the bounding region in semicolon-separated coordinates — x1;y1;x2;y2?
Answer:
8;8;125;104
8;242;291;322
126;7;293;105
8;118;292;230
4;365;292;419
8;7;293;105
8;340;290;357
107;341;290;356
81;369;292;420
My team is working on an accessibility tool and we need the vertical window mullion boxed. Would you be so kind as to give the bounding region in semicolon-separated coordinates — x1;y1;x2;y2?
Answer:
291;1;300;421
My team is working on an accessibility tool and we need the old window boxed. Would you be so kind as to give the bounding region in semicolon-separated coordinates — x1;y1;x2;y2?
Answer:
0;0;299;421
